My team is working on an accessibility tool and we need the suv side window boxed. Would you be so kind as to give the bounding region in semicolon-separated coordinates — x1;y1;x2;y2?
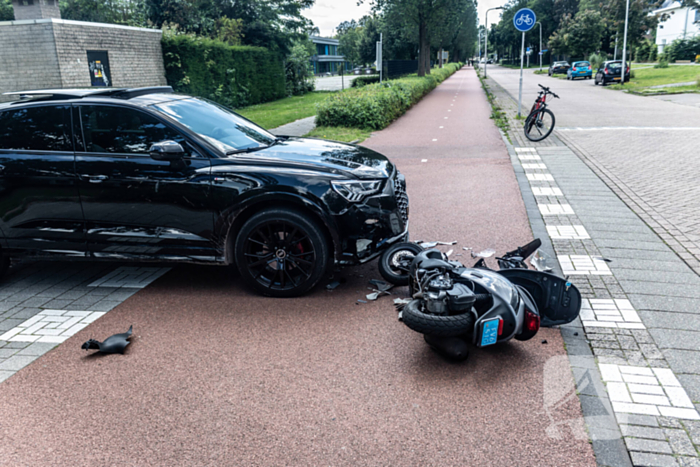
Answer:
0;105;72;152
79;105;192;156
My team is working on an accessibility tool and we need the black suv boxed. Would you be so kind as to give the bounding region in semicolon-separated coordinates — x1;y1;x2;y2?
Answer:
0;87;409;297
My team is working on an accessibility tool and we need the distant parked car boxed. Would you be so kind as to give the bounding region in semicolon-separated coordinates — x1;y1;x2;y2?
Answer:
567;61;592;80
594;60;631;85
548;61;570;76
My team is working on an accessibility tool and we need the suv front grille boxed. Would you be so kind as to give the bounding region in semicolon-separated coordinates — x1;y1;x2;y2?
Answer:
394;171;409;224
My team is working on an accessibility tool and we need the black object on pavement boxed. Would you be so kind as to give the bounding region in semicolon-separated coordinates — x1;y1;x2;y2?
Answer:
82;326;133;354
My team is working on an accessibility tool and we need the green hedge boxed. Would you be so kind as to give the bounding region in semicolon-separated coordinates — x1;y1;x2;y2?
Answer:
351;75;381;87
162;34;286;108
317;63;462;130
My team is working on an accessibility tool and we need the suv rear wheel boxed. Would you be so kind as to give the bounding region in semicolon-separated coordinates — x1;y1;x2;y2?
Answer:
234;209;330;297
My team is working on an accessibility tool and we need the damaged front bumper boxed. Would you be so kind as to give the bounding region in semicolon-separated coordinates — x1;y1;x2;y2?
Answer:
335;171;410;265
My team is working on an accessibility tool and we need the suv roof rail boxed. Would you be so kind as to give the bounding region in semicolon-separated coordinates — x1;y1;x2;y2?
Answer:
111;86;174;99
2;86;174;102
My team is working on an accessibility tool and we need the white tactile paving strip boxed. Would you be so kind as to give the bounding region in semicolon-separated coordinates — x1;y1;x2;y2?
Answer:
532;187;563;196
88;266;171;288
0;310;105;343
546;225;591;240
538;204;575;215
526;173;555;182
600;364;700;420
518;154;541;161
579;299;645;329
558;255;613;275
514;147;537;153
522;163;548;170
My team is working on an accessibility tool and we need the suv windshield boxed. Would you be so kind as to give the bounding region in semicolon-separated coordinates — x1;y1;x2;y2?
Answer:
152;97;276;154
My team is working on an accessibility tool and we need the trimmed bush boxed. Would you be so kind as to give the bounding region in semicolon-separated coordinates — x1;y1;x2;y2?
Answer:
162;34;286;109
351;75;381;87
317;63;462;130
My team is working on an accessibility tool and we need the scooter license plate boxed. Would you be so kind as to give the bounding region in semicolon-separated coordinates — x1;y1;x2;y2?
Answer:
480;318;500;347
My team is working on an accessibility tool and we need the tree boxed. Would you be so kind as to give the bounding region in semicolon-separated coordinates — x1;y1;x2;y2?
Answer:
549;10;605;58
285;39;315;95
213;16;244;46
367;0;477;76
0;0;13;21
59;0;146;26
336;20;362;65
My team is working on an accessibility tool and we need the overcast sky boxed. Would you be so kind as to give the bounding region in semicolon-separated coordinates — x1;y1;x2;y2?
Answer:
302;0;507;38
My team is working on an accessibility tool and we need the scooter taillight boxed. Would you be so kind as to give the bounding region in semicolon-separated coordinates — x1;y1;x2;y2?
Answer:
524;310;540;333
498;318;504;336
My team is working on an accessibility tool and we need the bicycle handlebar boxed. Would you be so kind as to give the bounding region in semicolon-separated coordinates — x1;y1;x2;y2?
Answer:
538;84;560;99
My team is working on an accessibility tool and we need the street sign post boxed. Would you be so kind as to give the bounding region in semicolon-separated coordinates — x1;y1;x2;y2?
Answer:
513;8;536;117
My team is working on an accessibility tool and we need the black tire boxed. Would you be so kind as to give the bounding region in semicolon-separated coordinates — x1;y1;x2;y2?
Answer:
400;299;475;337
378;242;423;286
234;209;330;297
524;108;555;142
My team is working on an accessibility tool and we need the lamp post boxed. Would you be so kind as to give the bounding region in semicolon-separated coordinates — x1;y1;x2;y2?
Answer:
620;0;630;86
536;21;542;71
484;6;504;78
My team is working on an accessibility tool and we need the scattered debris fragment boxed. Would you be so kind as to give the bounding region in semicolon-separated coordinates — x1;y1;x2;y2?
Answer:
462;247;472;252
365;279;394;301
531;249;553;272
393;298;411;305
573;332;579;336
541;339;548;344
356;300;367;304
594;256;613;263
445;249;454;257
82;326;133;354
417;240;457;248
471;248;496;259
326;280;341;290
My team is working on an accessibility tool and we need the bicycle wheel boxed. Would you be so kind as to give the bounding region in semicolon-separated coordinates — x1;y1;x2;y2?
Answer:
524;108;555;142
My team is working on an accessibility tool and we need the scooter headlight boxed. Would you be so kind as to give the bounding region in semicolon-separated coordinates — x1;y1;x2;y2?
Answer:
331;180;382;202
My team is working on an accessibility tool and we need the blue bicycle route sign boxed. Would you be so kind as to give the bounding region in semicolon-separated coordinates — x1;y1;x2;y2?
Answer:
513;8;536;32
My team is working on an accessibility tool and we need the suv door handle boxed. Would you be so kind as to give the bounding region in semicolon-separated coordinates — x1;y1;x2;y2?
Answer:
81;174;109;183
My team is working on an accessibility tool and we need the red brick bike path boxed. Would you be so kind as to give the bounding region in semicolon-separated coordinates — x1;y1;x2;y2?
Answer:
0;67;595;466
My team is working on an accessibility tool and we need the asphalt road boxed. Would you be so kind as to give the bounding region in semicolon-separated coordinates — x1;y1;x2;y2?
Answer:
0;68;595;466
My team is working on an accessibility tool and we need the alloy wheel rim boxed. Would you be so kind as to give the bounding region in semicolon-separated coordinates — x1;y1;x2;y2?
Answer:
244;220;316;291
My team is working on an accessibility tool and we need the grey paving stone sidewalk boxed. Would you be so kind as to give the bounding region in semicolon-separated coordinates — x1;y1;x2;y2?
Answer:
484;68;700;466
269;116;316;137
504;141;700;466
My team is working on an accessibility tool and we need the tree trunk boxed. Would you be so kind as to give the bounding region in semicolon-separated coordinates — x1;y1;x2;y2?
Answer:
418;17;426;76
424;40;431;75
439;47;443;68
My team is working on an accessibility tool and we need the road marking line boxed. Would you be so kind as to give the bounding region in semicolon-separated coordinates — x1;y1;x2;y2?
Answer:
558;127;700;131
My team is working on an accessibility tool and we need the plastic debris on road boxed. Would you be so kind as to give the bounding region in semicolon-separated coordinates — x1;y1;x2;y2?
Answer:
366;279;394;301
531;249;553;272
417;240;457;248
81;325;133;354
471;248;495;259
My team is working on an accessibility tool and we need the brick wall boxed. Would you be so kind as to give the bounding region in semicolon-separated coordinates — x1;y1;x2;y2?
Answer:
0;21;63;99
52;21;166;89
11;0;61;21
0;19;166;102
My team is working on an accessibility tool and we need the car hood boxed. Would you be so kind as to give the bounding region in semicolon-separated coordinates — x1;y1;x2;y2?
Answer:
224;137;394;179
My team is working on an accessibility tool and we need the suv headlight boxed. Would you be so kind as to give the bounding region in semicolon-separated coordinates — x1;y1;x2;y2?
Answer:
331;180;382;202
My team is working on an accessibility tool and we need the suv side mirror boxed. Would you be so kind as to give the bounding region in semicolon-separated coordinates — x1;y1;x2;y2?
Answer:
149;140;185;161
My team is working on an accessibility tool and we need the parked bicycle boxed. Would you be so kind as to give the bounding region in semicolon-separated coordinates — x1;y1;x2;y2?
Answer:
524;84;559;142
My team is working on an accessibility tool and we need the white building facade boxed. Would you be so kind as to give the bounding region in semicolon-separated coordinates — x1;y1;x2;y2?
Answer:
654;0;700;53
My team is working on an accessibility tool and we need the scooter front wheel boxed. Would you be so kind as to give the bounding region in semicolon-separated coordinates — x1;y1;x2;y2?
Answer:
378;242;423;286
524;108;555;142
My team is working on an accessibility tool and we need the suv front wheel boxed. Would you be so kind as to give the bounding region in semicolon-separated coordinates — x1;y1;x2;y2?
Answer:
234;209;330;297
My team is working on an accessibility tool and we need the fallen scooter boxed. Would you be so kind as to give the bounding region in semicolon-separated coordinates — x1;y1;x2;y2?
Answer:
379;239;581;361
